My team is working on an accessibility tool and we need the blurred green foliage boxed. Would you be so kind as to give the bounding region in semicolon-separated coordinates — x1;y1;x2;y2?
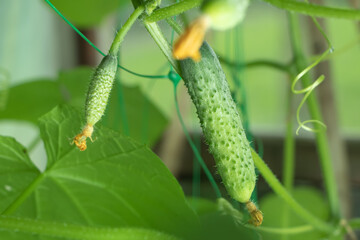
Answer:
260;186;330;240
0;67;168;146
47;0;130;28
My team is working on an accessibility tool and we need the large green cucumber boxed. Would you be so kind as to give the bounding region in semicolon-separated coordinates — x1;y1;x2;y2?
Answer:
180;42;256;203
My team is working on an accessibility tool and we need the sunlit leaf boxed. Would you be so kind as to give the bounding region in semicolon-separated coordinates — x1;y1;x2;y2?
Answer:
0;105;198;239
0;80;63;123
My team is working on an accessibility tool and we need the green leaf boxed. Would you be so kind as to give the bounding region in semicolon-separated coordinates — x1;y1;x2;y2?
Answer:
0;137;40;214
188;197;259;240
0;80;63;123
57;67;92;107
187;197;217;216
0;215;181;240
259;186;330;240
0;105;198;239
46;0;129;28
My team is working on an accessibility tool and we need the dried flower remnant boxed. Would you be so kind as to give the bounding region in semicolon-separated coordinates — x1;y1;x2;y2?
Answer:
246;201;263;227
73;124;94;151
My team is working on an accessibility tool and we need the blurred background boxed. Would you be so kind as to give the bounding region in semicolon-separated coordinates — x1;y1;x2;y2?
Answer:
0;0;359;236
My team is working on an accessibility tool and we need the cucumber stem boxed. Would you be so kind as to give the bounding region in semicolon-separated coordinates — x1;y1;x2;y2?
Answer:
282;80;296;191
143;22;180;73
280;79;296;240
174;86;222;199
251;149;333;233
109;6;145;55
260;0;360;19
144;0;202;23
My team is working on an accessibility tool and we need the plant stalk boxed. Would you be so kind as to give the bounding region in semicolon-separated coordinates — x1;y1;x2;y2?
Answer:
109;6;145;55
220;57;291;73
282;81;296;191
307;1;352;219
280;79;296;240
251;149;333;233
144;0;202;23
143;22;180;73
288;13;340;218
261;0;360;19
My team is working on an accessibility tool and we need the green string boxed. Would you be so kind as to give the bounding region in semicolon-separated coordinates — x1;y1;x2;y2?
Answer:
167;63;221;199
173;84;222;199
0;67;10;110
192;133;201;199
167;2;202;198
167;1;202;199
44;0;169;80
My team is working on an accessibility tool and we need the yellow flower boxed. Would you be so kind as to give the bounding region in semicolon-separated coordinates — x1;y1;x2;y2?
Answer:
173;15;211;62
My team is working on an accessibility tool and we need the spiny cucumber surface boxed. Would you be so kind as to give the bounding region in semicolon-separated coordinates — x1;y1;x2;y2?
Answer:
85;54;118;126
180;42;255;203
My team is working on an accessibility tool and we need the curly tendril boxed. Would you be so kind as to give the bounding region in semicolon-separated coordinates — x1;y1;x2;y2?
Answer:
292;1;333;135
291;47;331;135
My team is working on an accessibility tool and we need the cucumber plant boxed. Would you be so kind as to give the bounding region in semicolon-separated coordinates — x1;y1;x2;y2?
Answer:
1;0;359;239
73;54;118;151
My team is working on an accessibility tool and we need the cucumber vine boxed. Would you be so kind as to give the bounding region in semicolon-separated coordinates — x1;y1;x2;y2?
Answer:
1;0;359;239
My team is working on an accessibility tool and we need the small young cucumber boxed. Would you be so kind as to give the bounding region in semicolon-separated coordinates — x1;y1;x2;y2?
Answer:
85;54;118;126
180;42;255;203
73;54;118;151
201;0;249;31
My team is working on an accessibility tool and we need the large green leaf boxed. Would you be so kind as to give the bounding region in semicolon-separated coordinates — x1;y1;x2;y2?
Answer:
0;215;181;240
259;186;330;240
46;0;130;28
0;67;168;146
0;105;198;239
0;137;40;214
0;80;63;123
